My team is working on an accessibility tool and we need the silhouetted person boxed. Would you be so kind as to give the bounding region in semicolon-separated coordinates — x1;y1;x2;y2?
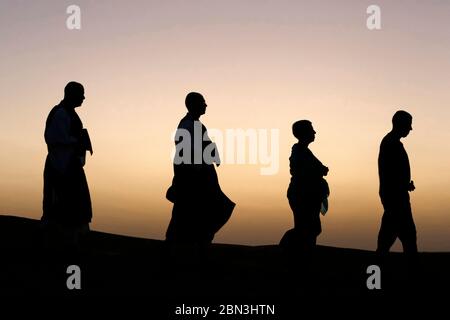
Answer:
282;120;329;252
165;92;235;246
41;81;93;253
377;111;417;255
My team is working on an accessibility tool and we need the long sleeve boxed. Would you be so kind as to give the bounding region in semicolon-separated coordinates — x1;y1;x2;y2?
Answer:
290;144;325;181
174;114;219;167
45;108;78;173
173;114;220;200
45;108;77;147
289;144;327;199
378;135;411;197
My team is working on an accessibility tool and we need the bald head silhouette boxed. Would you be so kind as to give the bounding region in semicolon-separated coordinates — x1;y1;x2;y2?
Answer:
64;81;85;108
185;92;207;119
392;110;412;138
292;120;316;145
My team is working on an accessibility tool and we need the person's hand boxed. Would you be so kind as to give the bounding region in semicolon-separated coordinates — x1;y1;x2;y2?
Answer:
81;129;93;155
408;180;416;192
79;156;86;167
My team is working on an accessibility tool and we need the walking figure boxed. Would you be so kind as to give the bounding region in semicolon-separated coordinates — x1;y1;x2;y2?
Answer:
282;120;329;252
166;92;235;246
377;110;417;255
42;81;93;252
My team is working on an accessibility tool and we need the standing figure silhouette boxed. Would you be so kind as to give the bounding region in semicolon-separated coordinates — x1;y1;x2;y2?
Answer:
377;110;417;254
42;81;93;252
282;120;329;252
166;92;235;246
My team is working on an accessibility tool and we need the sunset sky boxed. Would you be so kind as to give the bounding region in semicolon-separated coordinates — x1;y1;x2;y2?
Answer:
1;0;449;251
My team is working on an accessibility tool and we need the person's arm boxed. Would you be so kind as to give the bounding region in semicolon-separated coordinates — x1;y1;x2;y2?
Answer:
290;147;325;180
309;151;328;177
174;118;203;172
81;129;93;155
45;109;80;172
45;109;78;147
202;125;220;166
379;142;404;193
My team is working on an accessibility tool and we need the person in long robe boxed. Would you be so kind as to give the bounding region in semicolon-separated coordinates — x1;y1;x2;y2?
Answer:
42;81;93;250
166;92;235;245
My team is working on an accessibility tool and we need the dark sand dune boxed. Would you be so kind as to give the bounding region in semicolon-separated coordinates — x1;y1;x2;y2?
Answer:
0;214;448;309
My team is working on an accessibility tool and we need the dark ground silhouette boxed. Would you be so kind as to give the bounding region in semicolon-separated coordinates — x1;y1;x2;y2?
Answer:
1;214;448;315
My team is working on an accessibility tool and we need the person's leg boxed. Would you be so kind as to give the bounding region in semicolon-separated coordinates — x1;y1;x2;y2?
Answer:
292;199;321;251
75;223;91;254
376;212;398;254
398;202;418;254
166;203;184;242
165;213;177;242
394;201;419;293
288;198;300;230
288;197;303;249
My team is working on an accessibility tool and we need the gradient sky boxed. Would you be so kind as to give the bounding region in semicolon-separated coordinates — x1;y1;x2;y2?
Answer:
1;0;449;251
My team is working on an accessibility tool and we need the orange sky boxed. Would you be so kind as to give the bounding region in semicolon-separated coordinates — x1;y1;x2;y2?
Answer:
1;0;449;251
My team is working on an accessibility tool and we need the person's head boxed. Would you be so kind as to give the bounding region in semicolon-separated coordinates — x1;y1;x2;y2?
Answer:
185;92;207;117
292;120;316;144
64;81;85;107
392;110;412;138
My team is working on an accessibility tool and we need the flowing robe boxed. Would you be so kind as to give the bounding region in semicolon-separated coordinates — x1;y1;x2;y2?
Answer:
42;102;92;227
166;113;235;243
